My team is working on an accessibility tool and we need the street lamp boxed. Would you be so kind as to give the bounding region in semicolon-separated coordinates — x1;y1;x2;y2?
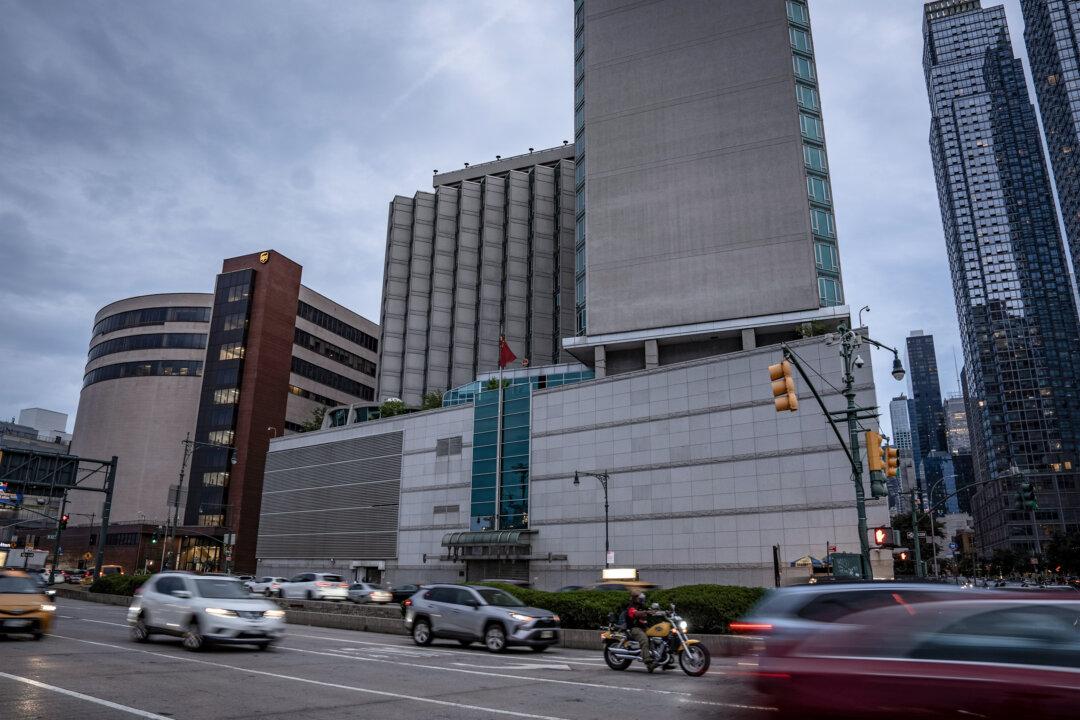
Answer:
573;470;611;568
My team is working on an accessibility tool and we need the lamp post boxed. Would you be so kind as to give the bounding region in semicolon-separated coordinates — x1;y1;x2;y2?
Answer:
573;470;611;568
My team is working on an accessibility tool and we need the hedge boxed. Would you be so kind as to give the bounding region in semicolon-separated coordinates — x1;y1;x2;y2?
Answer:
480;583;766;635
88;573;151;597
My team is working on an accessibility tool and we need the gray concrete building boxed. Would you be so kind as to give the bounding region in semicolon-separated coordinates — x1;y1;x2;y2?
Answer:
569;0;845;372
377;145;578;407
256;333;889;589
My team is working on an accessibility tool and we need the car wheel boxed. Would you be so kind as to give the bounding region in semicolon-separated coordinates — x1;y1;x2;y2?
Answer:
412;619;433;646
131;616;151;643
182;620;205;652
484;624;507;653
457;639;473;647
256;641;274;652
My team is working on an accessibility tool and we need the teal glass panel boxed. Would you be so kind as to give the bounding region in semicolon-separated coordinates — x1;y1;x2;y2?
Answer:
472;459;497;476
502;414;530;431
793;55;815;81
471;487;496;504
786;0;808;25
807;175;830;203
815;242;840;272
499;513;528;530
811;207;835;237
803;145;827;172
472;442;497;461
472;472;496;489
503;426;529;443
789;28;811;52
471;511;495;531
796;83;819;110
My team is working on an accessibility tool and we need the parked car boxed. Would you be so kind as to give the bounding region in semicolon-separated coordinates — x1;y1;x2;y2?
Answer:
127;572;285;651
247;576;289;596
389;583;422;603
348;582;393;604
752;597;1080;718
100;565;124;576
64;569;89;584
731;582;980;658
278;572;349;601
0;569;55;640
404;584;560;653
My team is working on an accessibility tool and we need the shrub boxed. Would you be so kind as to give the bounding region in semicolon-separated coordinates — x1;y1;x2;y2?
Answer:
89;573;151;597
480;583;765;634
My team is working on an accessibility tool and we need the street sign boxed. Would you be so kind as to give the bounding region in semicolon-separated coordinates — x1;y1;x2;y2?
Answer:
906;531;914;539
20;551;35;558
606;550;615;565
0;490;22;507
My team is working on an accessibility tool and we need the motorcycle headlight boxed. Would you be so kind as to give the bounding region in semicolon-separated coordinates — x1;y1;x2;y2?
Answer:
204;608;238;617
509;612;533;622
678;620;688;632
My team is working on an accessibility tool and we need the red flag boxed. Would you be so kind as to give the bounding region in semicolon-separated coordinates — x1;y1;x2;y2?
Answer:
498;336;517;368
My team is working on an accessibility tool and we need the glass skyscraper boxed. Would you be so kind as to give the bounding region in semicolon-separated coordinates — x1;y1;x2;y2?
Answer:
1022;0;1080;273
923;0;1080;555
906;331;946;482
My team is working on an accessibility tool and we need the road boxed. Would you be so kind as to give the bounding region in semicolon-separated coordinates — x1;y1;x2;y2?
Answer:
0;597;774;720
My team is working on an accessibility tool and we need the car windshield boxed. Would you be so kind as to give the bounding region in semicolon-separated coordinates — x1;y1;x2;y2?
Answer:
477;588;525;607
194;578;251;599
321;575;342;582
0;575;40;594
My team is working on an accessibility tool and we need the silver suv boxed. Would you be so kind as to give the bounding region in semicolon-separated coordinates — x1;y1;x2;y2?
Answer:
403;584;560;653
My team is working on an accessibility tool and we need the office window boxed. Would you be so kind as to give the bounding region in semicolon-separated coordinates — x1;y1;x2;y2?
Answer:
807;176;831;203
225;285;249;303
221;313;246;332
793;55;815;81
796;83;819;111
800;113;823;141
803;145;827;172
219;342;245;361
815;242;840;272
213;388;240;405
202;472;228;487
812;207;833;237
786;0;808;25
818;277;843;306
207;430;234;445
790;28;812;52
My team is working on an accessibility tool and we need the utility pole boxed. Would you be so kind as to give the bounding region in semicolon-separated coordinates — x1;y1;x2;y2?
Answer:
778;323;907;579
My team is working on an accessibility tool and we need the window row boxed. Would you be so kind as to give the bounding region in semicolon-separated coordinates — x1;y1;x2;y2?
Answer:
88;332;207;362
297;301;378;352
83;360;203;388
294;328;377;376
291;356;375;400
93;306;211;337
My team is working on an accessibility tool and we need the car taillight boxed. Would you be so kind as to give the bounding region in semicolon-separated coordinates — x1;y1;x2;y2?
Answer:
339;583;348;588
403;599;412;607
316;581;330;587
729;622;773;633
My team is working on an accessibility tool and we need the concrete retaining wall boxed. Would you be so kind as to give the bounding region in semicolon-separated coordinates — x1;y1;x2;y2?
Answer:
55;589;749;654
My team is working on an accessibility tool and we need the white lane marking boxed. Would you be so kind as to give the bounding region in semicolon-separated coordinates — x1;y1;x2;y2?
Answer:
453;661;573;671
278;645;770;711
45;634;574;720
81;618;129;628
0;671;174;719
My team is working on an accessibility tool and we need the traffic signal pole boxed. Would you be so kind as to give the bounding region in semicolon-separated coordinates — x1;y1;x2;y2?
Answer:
839;331;873;581
48;494;67;585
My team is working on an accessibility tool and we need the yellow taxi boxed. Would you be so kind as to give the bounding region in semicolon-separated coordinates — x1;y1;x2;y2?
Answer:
0;569;55;639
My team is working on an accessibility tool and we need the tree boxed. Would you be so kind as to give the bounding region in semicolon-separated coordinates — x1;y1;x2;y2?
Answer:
484;378;510;391
1046;532;1080;575
379;398;408;418
298;405;328;432
990;548;1022;576
421;390;444;410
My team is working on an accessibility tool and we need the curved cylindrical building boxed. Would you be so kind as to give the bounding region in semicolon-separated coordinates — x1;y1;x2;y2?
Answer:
68;293;213;525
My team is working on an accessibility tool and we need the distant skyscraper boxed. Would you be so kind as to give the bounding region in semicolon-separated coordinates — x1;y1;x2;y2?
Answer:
906;331;945;480
1022;0;1080;274
889;395;915;514
923;0;1080;556
943;395;971;454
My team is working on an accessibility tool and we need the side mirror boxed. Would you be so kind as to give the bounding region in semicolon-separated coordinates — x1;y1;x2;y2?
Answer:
172;590;192;599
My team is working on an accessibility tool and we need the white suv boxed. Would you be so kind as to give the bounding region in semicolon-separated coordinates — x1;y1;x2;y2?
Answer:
278;572;349;601
128;573;286;651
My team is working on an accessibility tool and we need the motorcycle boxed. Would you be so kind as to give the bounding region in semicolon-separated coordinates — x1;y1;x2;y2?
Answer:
600;603;711;677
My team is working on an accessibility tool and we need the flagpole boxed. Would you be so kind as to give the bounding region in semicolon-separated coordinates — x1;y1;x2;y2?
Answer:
495;333;505;532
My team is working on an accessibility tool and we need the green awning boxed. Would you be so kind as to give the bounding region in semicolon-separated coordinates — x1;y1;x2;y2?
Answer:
441;530;533;548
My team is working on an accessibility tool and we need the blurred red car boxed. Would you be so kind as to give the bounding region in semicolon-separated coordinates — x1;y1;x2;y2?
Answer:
751;596;1080;719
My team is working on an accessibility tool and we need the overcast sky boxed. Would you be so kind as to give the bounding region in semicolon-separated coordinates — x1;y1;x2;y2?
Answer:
0;0;1047;434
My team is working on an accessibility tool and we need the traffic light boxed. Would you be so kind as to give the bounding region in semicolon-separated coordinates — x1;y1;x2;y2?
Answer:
768;360;799;412
897;550;909;562
873;527;898;547
151;525;162;544
1020;480;1038;510
865;431;884;471
58;513;69;530
885;446;899;478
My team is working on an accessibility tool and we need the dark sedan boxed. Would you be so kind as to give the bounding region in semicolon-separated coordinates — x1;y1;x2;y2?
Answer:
390;584;422;603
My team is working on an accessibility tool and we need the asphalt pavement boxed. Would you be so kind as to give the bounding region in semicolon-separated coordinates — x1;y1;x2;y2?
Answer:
0;597;774;720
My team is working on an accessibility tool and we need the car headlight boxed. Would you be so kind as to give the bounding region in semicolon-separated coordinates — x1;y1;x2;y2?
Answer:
265;609;285;618
204;608;238;617
509;612;533;622
678;620;688;631
552;615;560;623
41;604;56;612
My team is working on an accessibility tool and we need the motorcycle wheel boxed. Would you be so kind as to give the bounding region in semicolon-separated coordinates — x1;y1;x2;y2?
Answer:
603;643;633;671
679;643;711;677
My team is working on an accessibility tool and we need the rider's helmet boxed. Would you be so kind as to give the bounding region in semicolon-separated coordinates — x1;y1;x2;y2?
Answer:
634;592;646;606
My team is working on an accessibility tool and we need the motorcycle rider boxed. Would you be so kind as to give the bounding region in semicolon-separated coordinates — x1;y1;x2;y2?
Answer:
626;591;670;672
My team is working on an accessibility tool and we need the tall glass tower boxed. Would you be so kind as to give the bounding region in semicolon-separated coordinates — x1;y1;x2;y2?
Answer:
1022;0;1080;273
923;0;1080;556
906;331;946;481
